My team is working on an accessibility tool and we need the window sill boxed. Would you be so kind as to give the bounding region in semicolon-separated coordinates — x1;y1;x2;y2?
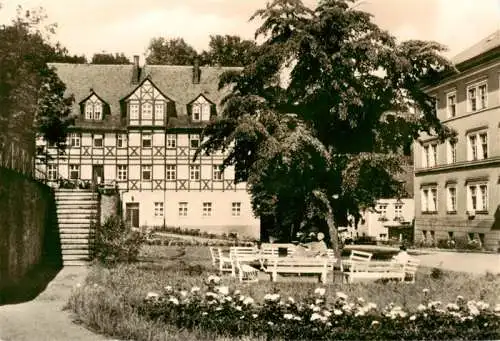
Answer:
475;210;488;215
422;211;438;215
446;211;457;215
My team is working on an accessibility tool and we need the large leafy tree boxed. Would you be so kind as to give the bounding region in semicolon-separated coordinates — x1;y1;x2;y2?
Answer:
146;37;198;65
0;6;74;160
201;34;258;67
200;0;455;253
91;52;130;65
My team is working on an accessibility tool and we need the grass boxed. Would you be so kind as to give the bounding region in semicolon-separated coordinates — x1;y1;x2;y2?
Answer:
66;246;500;341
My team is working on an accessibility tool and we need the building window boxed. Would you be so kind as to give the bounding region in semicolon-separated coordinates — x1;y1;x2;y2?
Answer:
446;92;456;118
421;186;437;213
154;102;164;122
117;134;127;148
47;164;58;180
166;134;176;148
213;165;223;180
142;133;152;148
394;204;403;219
154;202;164;217
69;133;80;148
142;102;153;120
117;165;127;181
142;165;152;180
85;96;103;120
232;202;241;216
190;165;200;180
202;202;212;216
467;131;487;161
447;139;456;164
166;165;176;180
130;102;139;121
467;82;487;112
378;204;388;219
446;186;456;212
467;183;488;212
190;134;200;148
93;134;103;147
178;202;188;217
422;143;437;168
69;164;80;180
192;104;201;121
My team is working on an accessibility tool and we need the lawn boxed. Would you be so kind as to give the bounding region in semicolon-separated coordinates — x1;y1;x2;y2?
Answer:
66;246;500;341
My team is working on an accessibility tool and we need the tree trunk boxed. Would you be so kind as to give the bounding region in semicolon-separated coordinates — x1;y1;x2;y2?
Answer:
325;209;341;264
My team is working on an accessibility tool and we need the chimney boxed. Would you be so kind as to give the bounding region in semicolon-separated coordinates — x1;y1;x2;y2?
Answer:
132;55;141;84
192;57;200;84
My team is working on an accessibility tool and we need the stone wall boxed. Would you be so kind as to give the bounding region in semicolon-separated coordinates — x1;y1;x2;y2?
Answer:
0;167;60;293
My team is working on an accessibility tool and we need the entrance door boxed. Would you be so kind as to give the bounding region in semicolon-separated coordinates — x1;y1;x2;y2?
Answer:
125;203;140;229
92;165;104;184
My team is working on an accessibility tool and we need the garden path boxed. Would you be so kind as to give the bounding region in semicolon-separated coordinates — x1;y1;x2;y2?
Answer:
0;267;117;341
414;251;500;275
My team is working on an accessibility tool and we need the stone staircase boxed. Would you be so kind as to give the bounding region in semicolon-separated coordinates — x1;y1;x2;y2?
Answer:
54;189;98;266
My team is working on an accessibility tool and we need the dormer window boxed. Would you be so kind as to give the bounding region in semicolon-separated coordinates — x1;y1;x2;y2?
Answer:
84;94;103;120
189;95;214;122
125;79;169;126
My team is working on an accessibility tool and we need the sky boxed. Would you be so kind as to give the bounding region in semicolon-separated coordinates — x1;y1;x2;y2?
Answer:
0;0;499;61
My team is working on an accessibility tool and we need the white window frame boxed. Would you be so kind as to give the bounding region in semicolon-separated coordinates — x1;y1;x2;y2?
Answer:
192;103;201;121
141;102;153;120
70;133;80;148
422;142;437;168
166;134;176;148
447;139;456;164
130;102;140;121
85;96;103;121
117;134;127;148
232;202;241;216
446;91;457;118
154;102;164;122
142;133;152;148
421;186;438;213
467;131;487;161
47;164;58;180
446;185;457;212
93;134;103;148
213;165;223;180
69;164;80;180
190;165;200;180
394;204;403;219
142;165;152;181
190;134;200;149
166;165;176;180
467;81;488;113
154;202;164;217
117;165;127;181
178;202;188;217
202;202;212;216
378;203;388;218
467;183;488;212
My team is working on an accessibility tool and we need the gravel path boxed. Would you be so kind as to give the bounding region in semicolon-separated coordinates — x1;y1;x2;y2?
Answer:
0;267;111;341
414;251;500;275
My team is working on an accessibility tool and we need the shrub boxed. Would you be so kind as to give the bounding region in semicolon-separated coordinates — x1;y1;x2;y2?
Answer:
93;215;146;265
431;267;444;280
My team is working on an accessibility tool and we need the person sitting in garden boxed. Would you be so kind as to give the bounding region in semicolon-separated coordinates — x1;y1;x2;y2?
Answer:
294;232;328;257
393;245;410;264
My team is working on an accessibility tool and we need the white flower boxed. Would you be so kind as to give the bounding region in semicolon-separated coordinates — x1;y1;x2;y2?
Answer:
202;312;208;316
264;293;280;302
336;291;348;300
357;297;365;304
417;304;426;312
409;315;416;321
293;315;302;321
93;283;99;288
164;285;173;293
240;315;245;319
355;309;366;317
216;307;223;311
243;297;255;305
146;292;159;299
494;303;500;312
235;305;242;311
207;275;221;284
422;288;429;295
288;297;295;304
180;290;188;297
284;313;294;320
456;295;464;302
476;301;489;310
252;314;258;318
76;283;81;288
334;309;343;316
468;305;480;316
315;298;324;305
206;292;217;299
446;303;459;311
190;286;200;293
314;287;326;296
168;297;179;305
310;312;323;321
367;302;377;310
323;310;332;318
267;321;274;326
216;286;229;295
371;320;379;326
428;301;442;309
234;290;241;295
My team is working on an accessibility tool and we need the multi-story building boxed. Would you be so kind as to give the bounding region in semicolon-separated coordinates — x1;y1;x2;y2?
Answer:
414;30;500;251
35;57;260;238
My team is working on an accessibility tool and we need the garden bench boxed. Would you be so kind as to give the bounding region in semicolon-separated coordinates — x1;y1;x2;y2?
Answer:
267;257;329;283
209;247;235;277
231;253;260;283
229;246;260;264
349;250;373;262
259;243;296;270
344;261;405;283
402;257;420;283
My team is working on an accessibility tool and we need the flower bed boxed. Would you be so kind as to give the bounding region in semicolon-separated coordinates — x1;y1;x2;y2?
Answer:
137;276;500;340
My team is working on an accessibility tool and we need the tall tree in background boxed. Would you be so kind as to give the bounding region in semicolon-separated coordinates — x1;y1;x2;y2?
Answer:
201;34;258;67
0;6;74;159
146;37;198;65
91;52;130;64
51;43;87;63
200;0;456;254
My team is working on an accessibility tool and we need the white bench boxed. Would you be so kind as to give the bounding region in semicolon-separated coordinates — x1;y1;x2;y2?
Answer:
229;246;260;263
267;257;329;283
403;257;420;283
209;247;235;276
229;246;260;283
350;250;373;262
259;243;295;270
344;261;405;283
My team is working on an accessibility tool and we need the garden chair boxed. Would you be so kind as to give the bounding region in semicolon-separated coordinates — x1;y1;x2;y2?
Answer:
232;252;259;283
209;247;235;277
403;257;420;283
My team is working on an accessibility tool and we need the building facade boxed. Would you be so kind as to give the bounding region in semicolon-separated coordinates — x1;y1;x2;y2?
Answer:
35;58;260;238
414;31;500;251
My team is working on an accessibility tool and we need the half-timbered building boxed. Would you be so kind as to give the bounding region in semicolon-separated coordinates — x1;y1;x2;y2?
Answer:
35;57;260;238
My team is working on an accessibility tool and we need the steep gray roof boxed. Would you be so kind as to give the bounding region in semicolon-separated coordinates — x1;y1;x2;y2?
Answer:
451;29;500;65
48;63;241;130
